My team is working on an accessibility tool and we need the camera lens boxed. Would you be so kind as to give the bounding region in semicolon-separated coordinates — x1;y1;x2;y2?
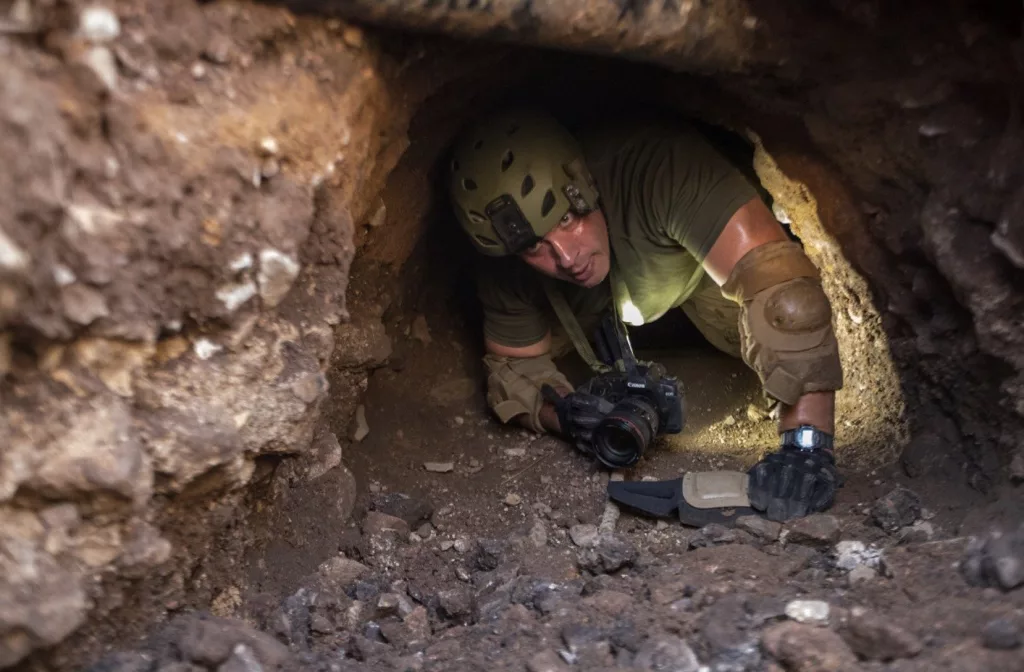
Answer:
593;397;660;468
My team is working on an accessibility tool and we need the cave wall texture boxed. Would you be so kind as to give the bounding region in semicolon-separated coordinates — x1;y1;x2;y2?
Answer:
1;0;1022;667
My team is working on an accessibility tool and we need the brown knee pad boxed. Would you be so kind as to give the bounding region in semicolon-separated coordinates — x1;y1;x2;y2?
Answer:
722;241;843;405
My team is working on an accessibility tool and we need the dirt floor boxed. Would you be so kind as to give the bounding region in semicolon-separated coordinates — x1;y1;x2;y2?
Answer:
82;259;1024;672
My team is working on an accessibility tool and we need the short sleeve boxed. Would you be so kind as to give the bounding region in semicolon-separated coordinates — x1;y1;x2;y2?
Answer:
647;129;760;261
476;258;550;348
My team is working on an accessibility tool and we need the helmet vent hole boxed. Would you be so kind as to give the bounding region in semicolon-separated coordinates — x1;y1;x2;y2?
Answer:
541;190;556;217
463;178;478;191
474;234;499;247
521;175;534;197
468;210;486;224
500;150;515;172
451;159;459;173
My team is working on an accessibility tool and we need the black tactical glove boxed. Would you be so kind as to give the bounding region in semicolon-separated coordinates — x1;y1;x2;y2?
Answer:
541;384;614;457
747;446;839;522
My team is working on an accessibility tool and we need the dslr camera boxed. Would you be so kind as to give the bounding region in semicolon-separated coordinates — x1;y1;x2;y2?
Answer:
582;315;686;469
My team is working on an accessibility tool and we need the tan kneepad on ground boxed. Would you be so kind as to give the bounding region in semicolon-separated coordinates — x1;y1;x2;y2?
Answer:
482;353;573;433
722;241;844;405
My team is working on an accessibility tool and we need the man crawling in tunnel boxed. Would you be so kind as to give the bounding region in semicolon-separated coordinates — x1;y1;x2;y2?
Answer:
446;109;843;522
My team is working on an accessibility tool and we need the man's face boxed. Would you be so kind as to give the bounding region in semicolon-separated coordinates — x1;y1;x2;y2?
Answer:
519;209;611;288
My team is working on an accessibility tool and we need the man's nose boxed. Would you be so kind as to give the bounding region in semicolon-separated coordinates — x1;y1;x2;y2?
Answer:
549;237;575;268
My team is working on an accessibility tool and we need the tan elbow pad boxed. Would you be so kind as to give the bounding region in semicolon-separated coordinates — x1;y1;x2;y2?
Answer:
722;241;844;405
482;353;572;433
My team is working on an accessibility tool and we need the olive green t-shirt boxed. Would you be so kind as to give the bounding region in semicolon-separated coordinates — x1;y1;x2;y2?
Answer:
477;123;759;348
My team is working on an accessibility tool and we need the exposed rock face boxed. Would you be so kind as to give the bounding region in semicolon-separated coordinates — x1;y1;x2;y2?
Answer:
4;0;1024;668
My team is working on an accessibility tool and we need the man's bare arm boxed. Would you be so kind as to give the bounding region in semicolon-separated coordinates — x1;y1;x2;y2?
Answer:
702;197;837;435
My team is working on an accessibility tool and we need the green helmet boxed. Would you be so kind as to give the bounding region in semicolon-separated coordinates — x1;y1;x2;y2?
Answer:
449;108;599;256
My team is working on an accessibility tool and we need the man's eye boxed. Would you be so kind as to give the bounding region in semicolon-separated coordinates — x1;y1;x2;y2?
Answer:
559;213;573;227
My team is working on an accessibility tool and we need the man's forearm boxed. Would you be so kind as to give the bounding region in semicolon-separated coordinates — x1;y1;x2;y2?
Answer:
778;391;835;435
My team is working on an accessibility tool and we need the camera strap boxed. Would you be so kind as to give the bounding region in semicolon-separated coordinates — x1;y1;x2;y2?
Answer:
542;278;611;374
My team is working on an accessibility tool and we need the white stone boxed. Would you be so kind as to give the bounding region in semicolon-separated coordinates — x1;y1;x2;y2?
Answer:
785;599;830;625
834;540;882;571
79;6;121;43
504;493;522;506
257;248;300;307
215;281;257;312
229;252;254;272
193;338;222;360
53;265;76;286
83;46;118;90
423;462;454;473
848;565;876;586
0;226;29;271
64;203;123;236
258;136;279;156
504;447;526;457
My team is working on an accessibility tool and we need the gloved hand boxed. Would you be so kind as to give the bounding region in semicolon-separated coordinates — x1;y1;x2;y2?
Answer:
541;384;614;457
747;447;839;522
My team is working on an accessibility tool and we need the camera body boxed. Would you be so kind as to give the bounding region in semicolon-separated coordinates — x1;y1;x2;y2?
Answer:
581;360;685;468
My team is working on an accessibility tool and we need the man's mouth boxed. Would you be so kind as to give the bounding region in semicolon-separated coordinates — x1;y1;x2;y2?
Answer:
570;256;594;283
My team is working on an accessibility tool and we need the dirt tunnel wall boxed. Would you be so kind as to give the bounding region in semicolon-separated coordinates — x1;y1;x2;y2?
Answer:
1;0;1023;668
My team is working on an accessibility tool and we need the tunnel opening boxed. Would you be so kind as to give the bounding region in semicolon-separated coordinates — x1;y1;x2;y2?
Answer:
6;2;1024;671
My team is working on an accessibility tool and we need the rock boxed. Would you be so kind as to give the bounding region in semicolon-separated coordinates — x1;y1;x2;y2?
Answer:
411;314;431;344
204;34;234;64
981;617;1021;650
834;540;882;571
423;462;454;473
529;519;548;548
504;493;522;506
785;515;841;547
62;284;110;325
1010;449;1024;484
216;643;264;672
177;616;288;668
762;622;858;672
453;537;469;553
746;403;768;422
504;447;527;457
961;524;1024;590
404;606;431;641
688;523;738;548
578;534;637;574
376;593;401;617
416;522;433;538
370;492;434;527
258;136;279;157
363;511;410;537
785;600;830;625
83;46;118;90
474;539;504;571
848;565;876;586
342;26;365;48
348;634;390;661
353;405;369;442
569;524;600;548
871;486;922;533
633;635;700;672
527;649;570;672
898;521;935;543
583;590;633;615
260;158;280;180
257;248;300;308
736;515;782;541
840;607;922;661
437;587;473;620
79;6;121;43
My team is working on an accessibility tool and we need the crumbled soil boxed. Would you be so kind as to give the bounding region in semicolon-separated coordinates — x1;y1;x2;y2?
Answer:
83;258;1024;672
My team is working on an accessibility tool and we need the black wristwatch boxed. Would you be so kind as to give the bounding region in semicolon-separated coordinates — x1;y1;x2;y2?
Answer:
780;425;834;453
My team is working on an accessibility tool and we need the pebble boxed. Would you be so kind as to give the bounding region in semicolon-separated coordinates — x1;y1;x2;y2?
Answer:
841;606;922;660
632;635;700;672
353;405;369;442
785;599;830;625
722;414;736;426
736;515;782;541
871;486;922;533
961;523;1024;590
455;566;471;582
898;520;935;544
80;6;120;43
416;523;433;539
527;649;570;672
190;62;207;79
745;403;767;422
834;540;882;570
981;618;1021;650
529;519;548;548
424;462;454;473
785;514;841;547
261;158;281;179
655;520;669;531
453;416;465;426
848;565;877;586
762;622;858;670
453;538;469;554
258;136;279;157
598;500;620;534
505;447;527;457
569;524;600;549
504;493;522;506
83;46;118;90
342;26;365;48
439;540;455;552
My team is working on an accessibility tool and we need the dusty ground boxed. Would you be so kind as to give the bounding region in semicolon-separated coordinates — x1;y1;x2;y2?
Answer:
79;256;1024;672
